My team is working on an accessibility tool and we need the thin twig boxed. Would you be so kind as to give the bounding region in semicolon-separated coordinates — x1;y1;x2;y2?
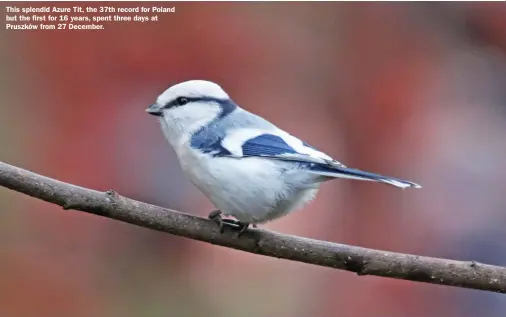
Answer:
0;160;505;293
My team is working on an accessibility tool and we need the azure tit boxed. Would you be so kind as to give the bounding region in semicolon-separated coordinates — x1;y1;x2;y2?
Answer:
146;80;421;235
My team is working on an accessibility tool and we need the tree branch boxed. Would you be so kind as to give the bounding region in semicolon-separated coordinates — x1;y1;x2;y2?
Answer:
0;160;505;294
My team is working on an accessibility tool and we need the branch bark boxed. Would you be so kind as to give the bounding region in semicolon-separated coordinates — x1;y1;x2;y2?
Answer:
0;160;505;294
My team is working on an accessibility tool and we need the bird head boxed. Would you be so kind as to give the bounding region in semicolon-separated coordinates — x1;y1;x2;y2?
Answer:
147;80;237;144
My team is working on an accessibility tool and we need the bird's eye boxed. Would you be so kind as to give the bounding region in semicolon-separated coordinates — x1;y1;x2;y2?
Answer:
176;97;189;106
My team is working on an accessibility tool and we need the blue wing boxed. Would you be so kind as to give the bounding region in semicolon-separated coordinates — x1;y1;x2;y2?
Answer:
241;134;299;157
224;132;340;166
235;133;421;188
197;130;421;189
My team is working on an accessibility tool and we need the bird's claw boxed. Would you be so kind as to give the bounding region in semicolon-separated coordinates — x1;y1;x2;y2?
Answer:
236;222;250;237
207;210;253;236
208;210;225;234
224;219;250;237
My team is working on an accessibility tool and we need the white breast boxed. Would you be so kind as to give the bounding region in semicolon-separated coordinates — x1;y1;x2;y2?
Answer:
175;145;320;224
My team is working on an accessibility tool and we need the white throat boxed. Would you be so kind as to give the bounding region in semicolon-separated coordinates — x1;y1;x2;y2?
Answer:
159;103;222;148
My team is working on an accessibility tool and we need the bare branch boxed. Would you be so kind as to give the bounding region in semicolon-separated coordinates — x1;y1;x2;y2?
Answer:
0;160;505;293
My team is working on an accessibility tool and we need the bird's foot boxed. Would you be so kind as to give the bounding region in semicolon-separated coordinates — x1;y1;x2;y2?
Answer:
207;210;254;236
208;210;225;234
236;222;250;237
222;219;251;236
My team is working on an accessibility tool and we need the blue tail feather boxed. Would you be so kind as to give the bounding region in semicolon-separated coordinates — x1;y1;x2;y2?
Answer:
308;164;421;189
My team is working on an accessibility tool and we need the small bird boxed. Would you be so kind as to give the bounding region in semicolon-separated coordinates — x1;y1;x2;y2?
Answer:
146;80;421;235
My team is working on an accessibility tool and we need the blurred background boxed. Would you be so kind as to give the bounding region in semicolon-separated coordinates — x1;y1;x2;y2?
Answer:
1;2;506;317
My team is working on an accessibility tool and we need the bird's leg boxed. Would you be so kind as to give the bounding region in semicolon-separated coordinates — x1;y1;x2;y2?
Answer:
220;219;251;236
208;210;225;234
221;218;241;226
236;222;250;237
224;220;256;236
208;211;255;236
208;210;244;233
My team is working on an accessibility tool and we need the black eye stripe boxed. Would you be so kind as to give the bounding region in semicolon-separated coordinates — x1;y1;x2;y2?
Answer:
176;97;188;105
163;97;230;109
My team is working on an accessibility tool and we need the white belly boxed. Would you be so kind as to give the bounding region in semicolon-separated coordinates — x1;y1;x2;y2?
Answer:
177;146;320;224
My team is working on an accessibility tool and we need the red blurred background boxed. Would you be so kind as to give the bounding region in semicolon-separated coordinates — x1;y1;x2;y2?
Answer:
1;2;506;316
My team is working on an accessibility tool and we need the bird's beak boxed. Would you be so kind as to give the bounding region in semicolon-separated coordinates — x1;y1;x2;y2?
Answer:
146;103;163;116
